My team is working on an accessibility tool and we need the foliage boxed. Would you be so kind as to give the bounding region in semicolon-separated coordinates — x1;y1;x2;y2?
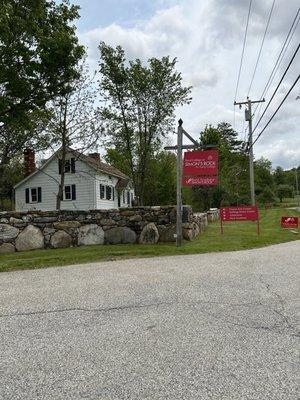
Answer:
0;159;23;210
143;152;177;206
276;184;294;202
257;186;276;204
0;0;84;172
0;0;84;130
190;123;249;211
98;42;192;205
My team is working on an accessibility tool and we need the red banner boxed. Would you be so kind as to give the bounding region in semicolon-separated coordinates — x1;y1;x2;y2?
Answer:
183;150;218;176
182;176;218;186
281;216;298;229
220;206;259;221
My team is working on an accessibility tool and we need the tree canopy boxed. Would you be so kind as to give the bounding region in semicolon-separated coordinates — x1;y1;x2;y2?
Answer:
99;42;192;205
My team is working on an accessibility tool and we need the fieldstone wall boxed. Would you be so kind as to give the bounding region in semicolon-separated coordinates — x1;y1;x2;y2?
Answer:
0;206;219;254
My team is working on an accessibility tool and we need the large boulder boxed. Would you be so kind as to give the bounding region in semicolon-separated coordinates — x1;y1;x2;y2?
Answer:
159;225;176;242
50;230;72;249
182;222;200;241
78;224;104;246
0;243;16;254
15;225;44;251
0;224;19;241
139;223;159;244
105;227;137;245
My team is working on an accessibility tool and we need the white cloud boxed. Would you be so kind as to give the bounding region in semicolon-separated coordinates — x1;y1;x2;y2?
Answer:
78;0;300;168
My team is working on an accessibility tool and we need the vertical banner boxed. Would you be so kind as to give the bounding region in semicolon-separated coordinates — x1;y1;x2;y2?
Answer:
182;150;218;187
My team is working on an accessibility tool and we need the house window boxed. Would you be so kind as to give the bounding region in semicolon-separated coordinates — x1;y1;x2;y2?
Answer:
63;184;76;201
100;184;105;199
106;186;112;200
122;190;125;203
25;187;42;204
127;191;131;205
59;158;75;174
31;188;38;203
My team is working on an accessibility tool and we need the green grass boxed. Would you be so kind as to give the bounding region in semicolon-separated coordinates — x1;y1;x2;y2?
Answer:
0;207;299;273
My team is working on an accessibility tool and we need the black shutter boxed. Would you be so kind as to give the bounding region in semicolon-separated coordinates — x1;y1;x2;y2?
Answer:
112;187;115;201
38;187;42;203
58;159;62;175
71;158;75;173
25;188;29;203
71;184;76;200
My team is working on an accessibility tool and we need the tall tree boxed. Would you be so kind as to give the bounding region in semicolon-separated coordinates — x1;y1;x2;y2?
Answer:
45;61;101;210
98;42;192;205
0;0;84;168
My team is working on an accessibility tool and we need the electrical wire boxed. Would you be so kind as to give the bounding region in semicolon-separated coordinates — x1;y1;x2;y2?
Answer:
233;0;253;128
247;0;276;97
249;73;300;150
252;42;300;133
252;7;300;120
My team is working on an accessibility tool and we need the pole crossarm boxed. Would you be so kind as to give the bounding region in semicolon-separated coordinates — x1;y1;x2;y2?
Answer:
234;98;265;106
164;144;218;151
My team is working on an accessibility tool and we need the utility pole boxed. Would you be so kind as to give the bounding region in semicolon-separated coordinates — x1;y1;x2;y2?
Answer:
234;97;265;206
295;168;300;208
176;119;183;247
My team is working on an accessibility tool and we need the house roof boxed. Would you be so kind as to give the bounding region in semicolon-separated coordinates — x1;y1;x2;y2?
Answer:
14;147;130;189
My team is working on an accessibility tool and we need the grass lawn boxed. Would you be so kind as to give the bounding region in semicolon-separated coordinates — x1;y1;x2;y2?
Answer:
0;207;299;273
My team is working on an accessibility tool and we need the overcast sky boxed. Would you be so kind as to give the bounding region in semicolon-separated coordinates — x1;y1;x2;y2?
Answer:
71;0;300;169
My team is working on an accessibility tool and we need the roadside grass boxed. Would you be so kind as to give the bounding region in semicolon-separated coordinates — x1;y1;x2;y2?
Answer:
0;207;299;273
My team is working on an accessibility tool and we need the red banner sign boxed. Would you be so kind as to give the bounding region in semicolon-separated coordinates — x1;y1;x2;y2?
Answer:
281;216;298;229
220;206;259;221
182;176;218;186
183;150;218;176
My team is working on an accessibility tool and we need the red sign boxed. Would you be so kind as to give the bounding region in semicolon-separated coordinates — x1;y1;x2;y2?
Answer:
221;206;259;221
281;216;298;229
182;176;218;186
183;150;218;176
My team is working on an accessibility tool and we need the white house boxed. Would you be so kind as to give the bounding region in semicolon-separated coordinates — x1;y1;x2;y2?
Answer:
14;147;135;211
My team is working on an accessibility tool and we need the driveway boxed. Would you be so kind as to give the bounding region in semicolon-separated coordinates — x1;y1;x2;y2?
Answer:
0;241;299;400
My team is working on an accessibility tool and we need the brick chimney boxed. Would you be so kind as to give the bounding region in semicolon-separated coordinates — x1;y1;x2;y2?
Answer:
24;149;36;176
89;153;100;163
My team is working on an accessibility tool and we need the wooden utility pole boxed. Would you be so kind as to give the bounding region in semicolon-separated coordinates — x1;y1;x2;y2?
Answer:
234;97;265;206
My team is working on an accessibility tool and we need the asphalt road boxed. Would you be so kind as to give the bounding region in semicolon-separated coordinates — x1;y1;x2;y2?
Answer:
0;241;299;400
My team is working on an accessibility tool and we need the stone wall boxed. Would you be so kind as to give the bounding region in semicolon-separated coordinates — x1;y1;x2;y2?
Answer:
0;206;219;254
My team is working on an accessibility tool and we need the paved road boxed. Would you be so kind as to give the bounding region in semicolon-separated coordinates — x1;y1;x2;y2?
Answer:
0;241;299;400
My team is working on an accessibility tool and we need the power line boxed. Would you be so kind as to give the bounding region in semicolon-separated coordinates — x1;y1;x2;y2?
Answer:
252;42;300;133
252;7;300;120
247;0;276;97
250;73;300;149
233;0;252;129
234;0;252;102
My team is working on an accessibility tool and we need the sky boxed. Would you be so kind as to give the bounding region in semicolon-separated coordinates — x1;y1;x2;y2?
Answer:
70;0;299;169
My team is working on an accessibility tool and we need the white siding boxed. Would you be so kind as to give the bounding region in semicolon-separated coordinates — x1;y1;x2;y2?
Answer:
94;174;134;209
15;153;96;211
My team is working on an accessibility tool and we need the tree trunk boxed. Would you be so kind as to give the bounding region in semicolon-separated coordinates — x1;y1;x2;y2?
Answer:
56;100;68;210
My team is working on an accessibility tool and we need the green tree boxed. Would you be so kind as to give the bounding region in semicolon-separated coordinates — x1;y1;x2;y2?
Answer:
276;184;294;202
143;152;177;206
191;123;249;211
0;0;84;168
254;157;274;198
273;166;286;185
98;42;191;205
